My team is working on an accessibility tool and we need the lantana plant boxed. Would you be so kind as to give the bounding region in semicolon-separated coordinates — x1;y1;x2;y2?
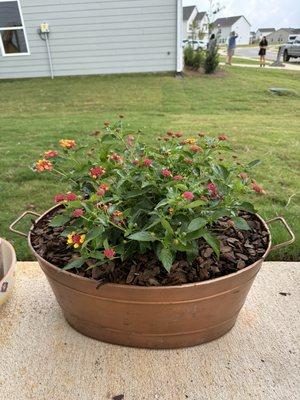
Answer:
34;118;265;272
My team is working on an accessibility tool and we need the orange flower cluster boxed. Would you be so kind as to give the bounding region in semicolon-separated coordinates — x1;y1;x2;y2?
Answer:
59;139;76;149
251;182;266;195
35;159;53;172
184;137;196;145
111;210;124;225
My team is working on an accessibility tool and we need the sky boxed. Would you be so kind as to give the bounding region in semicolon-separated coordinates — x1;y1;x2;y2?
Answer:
183;0;300;31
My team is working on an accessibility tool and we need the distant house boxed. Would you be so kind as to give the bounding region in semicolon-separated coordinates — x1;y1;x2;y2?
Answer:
213;16;251;45
182;6;209;41
194;12;209;41
0;0;183;79
250;31;256;44
256;28;275;40
183;6;198;40
266;28;300;44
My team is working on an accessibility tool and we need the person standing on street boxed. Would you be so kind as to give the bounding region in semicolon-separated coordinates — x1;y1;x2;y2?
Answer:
258;36;268;67
226;31;238;65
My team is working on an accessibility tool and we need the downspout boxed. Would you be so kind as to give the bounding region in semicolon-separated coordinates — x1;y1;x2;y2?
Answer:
176;0;183;74
38;23;54;79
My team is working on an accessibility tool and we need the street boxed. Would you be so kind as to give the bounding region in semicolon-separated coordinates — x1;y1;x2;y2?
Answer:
235;46;278;61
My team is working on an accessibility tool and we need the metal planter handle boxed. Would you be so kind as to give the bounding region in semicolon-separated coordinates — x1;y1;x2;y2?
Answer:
9;211;41;237
266;217;295;251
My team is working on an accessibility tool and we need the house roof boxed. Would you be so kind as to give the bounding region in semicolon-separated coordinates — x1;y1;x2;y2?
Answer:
183;6;196;21
277;28;300;33
195;11;206;23
213;16;250;28
257;28;275;32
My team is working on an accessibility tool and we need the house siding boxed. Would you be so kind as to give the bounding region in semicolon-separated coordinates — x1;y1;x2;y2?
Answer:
232;18;250;45
266;29;293;44
213;17;250;45
0;0;179;79
182;6;197;40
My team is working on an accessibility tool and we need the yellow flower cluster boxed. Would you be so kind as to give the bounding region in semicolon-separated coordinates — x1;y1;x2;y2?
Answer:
67;232;86;249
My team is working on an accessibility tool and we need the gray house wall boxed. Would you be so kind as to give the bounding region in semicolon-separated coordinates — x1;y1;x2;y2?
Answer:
0;0;180;79
266;29;295;44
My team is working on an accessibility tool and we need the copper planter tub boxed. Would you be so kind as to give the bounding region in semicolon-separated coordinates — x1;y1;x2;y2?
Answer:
10;206;295;349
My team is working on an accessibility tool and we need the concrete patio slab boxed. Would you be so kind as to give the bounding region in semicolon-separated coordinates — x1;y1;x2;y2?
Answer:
1;262;299;400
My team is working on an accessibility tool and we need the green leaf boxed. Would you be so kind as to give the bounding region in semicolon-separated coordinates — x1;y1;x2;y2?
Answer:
66;200;82;209
174;183;188;191
128;231;157;242
239;202;256;214
160;218;174;235
158;247;174;272
85;226;104;242
187;228;205;240
144;218;161;231
184;200;205;209
202;232;220;258
231;217;251;231
210;208;231;221
247;159;261;169
155;199;170;209
212;164;230;180
172;241;187;251
63;257;85;270
101;133;117;142
187;217;207;232
139;241;151;253
88;251;105;260
49;214;70;227
185;240;199;262
82;226;104;248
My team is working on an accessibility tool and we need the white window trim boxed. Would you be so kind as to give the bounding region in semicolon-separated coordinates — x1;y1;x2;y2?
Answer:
0;0;30;57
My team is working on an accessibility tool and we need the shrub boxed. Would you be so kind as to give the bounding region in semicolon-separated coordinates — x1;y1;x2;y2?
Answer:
184;45;194;68
184;46;204;70
204;44;219;74
192;49;204;70
34;119;265;272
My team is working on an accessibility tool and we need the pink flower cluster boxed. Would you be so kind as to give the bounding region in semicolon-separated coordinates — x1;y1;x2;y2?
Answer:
161;168;172;178
54;192;77;203
207;183;218;198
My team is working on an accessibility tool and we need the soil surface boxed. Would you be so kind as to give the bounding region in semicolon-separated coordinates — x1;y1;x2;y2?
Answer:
31;207;269;287
183;67;228;78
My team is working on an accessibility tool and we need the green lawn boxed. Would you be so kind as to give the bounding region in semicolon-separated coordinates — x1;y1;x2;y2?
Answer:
1;66;299;261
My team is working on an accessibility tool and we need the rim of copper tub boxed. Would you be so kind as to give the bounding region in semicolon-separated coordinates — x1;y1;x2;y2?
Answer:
28;204;272;290
0;238;17;285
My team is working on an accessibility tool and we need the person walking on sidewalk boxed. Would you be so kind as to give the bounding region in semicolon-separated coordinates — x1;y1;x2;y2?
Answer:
259;36;268;67
226;31;238;65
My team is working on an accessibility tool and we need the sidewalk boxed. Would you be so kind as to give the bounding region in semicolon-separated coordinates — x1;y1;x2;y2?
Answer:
220;62;300;71
1;262;299;400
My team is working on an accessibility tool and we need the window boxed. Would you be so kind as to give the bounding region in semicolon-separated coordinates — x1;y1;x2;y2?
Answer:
0;0;29;56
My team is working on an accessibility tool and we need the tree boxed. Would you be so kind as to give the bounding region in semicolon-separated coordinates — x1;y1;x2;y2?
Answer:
204;42;219;74
207;0;225;36
198;30;206;40
189;20;199;40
